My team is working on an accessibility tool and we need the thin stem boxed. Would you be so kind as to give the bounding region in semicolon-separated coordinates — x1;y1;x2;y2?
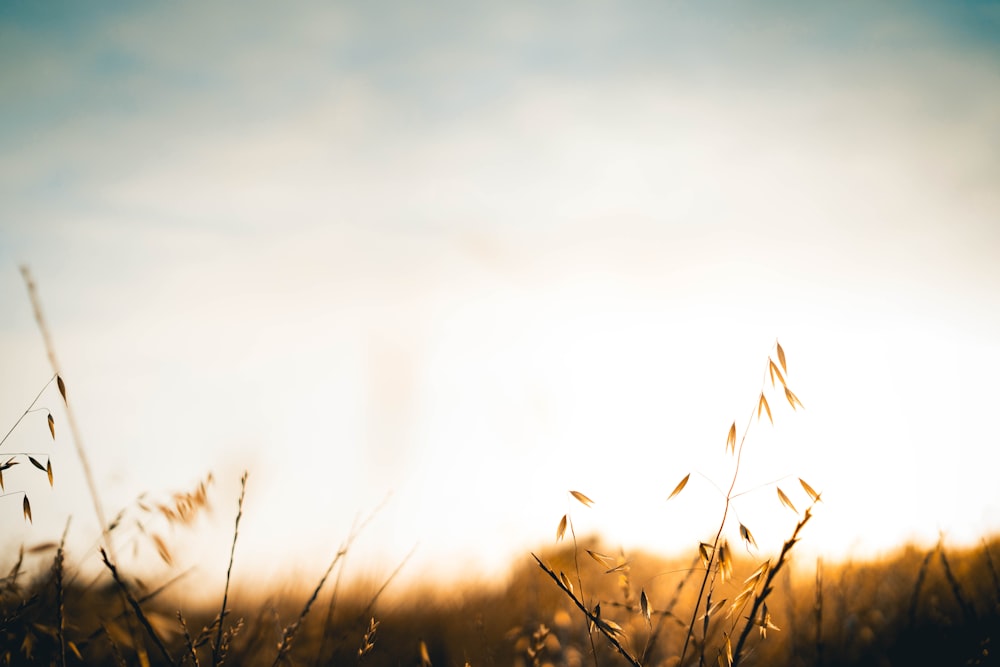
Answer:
178;612;201;667
55;519;70;667
908;545;936;629
316;523;359;667
0;375;54;449
315;494;391;667
938;538;976;624
680;347;778;667
730;474;800;500
731;504;816;667
213;471;247;666
273;541;410;667
679;402;755;667
533;554;641;667
568;515;600;667
100;548;175;666
78;568;195;651
641;554;700;665
355;546;416;624
274;553;346;665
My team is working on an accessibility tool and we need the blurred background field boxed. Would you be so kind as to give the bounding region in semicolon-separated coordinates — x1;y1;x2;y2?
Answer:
4;524;999;666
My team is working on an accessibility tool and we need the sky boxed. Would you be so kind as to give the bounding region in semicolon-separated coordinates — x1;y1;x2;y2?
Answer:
1;1;999;597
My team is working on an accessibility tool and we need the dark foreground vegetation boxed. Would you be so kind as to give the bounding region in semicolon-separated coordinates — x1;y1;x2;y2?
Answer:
2;532;999;667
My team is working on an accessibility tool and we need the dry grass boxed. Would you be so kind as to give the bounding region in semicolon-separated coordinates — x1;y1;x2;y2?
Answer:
3;481;1000;666
533;341;822;667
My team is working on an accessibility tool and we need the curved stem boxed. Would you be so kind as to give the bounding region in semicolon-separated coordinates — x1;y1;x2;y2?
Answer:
0;375;55;449
678;402;754;666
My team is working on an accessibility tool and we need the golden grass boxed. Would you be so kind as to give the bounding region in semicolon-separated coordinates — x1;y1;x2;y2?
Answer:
532;341;822;667
3;521;1000;665
4;277;999;666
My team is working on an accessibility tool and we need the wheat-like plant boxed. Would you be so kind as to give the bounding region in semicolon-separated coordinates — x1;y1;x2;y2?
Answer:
0;373;62;523
534;341;821;667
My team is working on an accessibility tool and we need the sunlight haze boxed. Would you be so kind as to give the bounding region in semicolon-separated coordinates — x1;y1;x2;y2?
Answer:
1;1;999;596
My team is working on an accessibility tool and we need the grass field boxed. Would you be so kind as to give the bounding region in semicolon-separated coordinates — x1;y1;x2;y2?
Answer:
2;526;999;666
2;345;997;667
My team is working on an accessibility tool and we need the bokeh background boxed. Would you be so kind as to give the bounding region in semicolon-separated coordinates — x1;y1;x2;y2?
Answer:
1;1;998;594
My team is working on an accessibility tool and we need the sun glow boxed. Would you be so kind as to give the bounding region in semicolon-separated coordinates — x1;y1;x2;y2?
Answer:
1;2;998;608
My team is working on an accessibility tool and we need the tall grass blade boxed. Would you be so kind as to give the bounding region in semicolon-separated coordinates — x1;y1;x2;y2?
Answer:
213;471;247;667
21;266;115;560
100;548;176;666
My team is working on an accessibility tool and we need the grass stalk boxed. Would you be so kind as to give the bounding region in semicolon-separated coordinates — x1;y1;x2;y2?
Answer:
21;266;114;561
678;399;756;667
908;545;935;628
780;563;796;662
534;341;808;667
815;557;823;667
532;554;641;667
77;567;194;652
937;538;976;624
315;550;351;666
178;612;202;667
100;548;175;666
640;555;699;664
212;471;247;667
356;546;416;625
316;538;354;666
567;515;601;667
982;538;1000;608
731;503;815;667
271;551;346;666
315;495;390;667
54;519;70;667
101;623;128;667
